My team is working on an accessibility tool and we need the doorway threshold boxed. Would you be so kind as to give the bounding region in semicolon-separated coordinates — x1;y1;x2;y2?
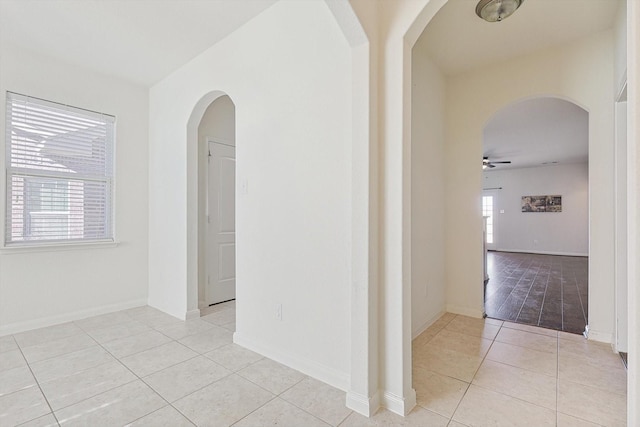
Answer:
209;298;236;307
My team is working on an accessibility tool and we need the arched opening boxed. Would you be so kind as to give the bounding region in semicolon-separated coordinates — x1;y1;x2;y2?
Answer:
482;97;589;335
196;95;237;319
405;0;626;423
185;90;236;319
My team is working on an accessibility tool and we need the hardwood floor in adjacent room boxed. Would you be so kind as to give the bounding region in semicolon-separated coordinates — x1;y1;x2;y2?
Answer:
484;251;588;335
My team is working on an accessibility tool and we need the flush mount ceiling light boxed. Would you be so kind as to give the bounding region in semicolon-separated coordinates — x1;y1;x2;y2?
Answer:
476;0;524;22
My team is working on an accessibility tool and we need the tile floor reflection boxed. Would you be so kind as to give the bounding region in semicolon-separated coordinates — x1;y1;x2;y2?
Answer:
0;303;627;426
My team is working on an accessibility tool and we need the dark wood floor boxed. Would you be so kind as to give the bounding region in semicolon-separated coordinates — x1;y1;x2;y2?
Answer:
484;251;588;334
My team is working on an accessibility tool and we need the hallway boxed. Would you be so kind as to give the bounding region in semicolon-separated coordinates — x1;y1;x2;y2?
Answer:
484;252;588;334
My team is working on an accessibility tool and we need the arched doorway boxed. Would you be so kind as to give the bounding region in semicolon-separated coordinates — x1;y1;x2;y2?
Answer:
481;97;589;334
184;90;236;320
403;0;624;421
196;95;237;313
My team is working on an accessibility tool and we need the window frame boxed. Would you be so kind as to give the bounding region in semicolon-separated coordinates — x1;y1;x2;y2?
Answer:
4;92;116;248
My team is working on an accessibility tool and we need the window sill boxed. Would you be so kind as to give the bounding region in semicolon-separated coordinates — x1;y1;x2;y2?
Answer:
0;240;120;255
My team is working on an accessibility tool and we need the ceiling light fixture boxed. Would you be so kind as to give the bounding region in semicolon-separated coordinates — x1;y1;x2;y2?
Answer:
476;0;524;22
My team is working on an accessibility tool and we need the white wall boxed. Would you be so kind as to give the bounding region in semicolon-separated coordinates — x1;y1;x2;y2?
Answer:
410;40;446;337
483;164;589;256
445;30;615;341
198;96;236;145
626;1;639;422
614;0;627;94
0;44;149;335
613;0;629;356
148;0;352;389
197;96;236;307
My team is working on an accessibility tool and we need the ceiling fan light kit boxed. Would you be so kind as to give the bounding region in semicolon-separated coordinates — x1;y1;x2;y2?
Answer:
483;156;511;169
476;0;524;22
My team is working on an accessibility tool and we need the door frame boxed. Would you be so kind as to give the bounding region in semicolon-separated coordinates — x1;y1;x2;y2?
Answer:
614;79;628;352
204;137;236;306
482;193;498;251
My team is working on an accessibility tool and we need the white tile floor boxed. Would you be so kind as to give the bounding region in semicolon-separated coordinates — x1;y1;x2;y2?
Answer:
413;314;628;427
0;304;627;426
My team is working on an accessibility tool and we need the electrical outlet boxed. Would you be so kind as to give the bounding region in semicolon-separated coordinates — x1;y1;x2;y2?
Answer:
276;303;282;321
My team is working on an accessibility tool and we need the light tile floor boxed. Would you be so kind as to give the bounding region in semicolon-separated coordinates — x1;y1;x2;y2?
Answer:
413;314;627;427
0;304;627;426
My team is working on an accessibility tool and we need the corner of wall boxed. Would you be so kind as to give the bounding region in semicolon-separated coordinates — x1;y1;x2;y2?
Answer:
346;390;381;417
445;304;484;319
381;389;417;417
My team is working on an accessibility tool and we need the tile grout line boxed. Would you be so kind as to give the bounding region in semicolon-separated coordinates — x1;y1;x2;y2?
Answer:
560;260;565;333
573;263;588;331
537;260;552;328
86;324;233;426
43;305;259;425
494;255;537;321
9;302;330;427
25;312;215;425
228;364;337;427
34;328;148;421
14;339;63;426
536;266;551;328
488;252;587;334
443;314;496;424
487;255;527;316
465;323;562;417
275;382;353;427
483;253;520;308
514;261;543;323
556;328;560;427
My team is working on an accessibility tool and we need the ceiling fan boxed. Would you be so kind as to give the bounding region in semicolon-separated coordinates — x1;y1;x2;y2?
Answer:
483;156;511;169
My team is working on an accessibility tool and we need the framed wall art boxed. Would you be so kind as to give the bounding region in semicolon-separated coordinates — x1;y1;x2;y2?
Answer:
521;195;562;212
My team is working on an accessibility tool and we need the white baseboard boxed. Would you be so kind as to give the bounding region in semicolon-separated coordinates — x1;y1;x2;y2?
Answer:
185;309;201;320
233;332;349;392
0;298;148;337
586;328;614;344
381;389;416;416
445;304;484;318
495;248;588;257
412;310;445;340
346;390;381;417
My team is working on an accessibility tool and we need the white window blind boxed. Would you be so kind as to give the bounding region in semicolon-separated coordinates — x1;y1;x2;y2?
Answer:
5;92;115;245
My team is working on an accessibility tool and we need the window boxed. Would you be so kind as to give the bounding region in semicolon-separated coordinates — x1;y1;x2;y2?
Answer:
482;195;494;244
5;92;115;245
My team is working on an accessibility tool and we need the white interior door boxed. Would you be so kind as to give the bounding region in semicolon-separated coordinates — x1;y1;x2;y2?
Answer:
207;140;236;305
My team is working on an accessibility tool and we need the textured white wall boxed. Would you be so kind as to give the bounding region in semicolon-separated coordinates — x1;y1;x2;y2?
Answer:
148;0;352;389
410;41;446;337
483;164;589;256
614;0;628;94
0;45;149;335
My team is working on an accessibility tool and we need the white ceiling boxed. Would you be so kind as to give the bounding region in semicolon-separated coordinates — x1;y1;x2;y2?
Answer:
0;0;614;171
0;0;277;87
415;0;618;171
416;0;620;76
483;98;588;170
